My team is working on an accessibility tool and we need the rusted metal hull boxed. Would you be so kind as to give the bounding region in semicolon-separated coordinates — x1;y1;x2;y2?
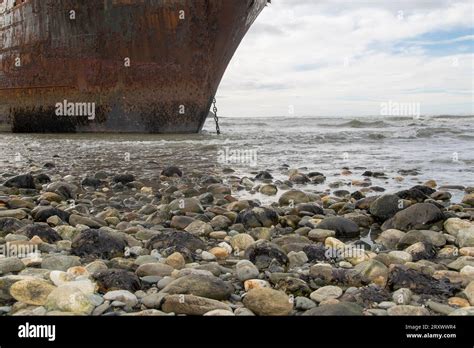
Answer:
0;0;267;133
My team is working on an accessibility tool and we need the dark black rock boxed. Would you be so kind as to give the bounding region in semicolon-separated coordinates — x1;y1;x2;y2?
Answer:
33;207;71;223
81;177;103;188
113;174;135;184
255;171;273;180
236;207;279;229
370;186;386;192
369;194;402;221
0;218;27;235
71;229;126;260
351;191;365;200
4;174;35;189
295;203;324;215
396;186;435;203
93;268;141;293
43;162;55;169
244;241;289;270
303;244;327;262
381;203;445;231
35;174;51;184
411;185;436;196
387;265;461;296
161;166;183;177
307;172;325;178
354;240;371;250
316;216;360;238
19;224;62;243
333;190;350;198
396;189;426;202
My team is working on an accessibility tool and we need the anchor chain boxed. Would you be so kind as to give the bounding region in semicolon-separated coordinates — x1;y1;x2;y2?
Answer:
212;97;221;135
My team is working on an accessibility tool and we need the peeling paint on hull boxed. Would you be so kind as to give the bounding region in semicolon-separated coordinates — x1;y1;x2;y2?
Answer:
0;0;267;133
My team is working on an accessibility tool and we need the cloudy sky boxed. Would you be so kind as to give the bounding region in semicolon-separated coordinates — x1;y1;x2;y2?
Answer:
217;0;473;117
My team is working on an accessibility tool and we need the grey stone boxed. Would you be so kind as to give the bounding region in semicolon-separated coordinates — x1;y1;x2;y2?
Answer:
294;296;316;310
160;274;233;300
387;305;429;316
236;260;259;282
0;257;25;275
41;255;81;271
161;294;231;315
303;302;364;316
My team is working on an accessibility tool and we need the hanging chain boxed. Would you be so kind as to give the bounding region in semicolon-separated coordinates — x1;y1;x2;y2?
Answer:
212;97;221;135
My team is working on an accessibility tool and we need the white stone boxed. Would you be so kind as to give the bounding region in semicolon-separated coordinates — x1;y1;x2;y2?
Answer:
388;251;413;263
378;301;396;309
204;309;235;316
49;271;73;287
45;285;95;315
392;288;412;305
103;290;138;307
464;281;474;306
288;251;308;268
444;218;472;237
201;251;216;261
310;286;343;303
457;227;474;248
218;242;233;254
244;279;271;291
460;265;474;278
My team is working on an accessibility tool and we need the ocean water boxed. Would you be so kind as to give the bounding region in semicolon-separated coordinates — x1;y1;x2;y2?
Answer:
201;115;474;202
1;115;473;202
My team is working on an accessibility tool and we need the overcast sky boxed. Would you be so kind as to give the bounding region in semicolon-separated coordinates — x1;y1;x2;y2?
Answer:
217;0;473;117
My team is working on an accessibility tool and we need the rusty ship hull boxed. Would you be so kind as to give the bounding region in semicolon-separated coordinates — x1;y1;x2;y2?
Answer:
0;0;267;133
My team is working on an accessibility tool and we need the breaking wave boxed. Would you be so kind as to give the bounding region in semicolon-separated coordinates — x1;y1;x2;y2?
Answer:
338;120;390;128
415;127;463;138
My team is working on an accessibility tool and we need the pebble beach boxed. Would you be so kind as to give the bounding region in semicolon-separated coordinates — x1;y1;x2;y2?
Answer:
0;126;474;317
